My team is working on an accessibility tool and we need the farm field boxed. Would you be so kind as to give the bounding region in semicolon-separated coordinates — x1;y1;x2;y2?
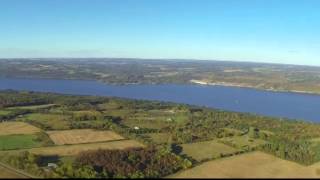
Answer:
0;134;41;150
0;165;28;179
47;129;125;145
26;140;145;156
7;104;56;110
170;151;320;178
0;122;40;136
147;132;171;144
219;135;267;150
71;110;102;116
122;118;171;129
0;110;11;115
120;110;185;129
21;113;71;130
2;91;320;178
180;140;240;161
310;137;320;143
102;109;134;118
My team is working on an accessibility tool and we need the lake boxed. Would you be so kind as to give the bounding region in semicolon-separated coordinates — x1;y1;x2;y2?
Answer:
0;78;319;122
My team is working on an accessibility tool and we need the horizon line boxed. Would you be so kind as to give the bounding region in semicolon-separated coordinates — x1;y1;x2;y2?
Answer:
0;56;318;68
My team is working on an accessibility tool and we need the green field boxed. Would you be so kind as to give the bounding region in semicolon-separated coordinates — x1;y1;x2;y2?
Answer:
0;110;11;115
22;140;144;156
120;109;188;129
121;118;171;129
219;135;267;150
0;134;41;150
21;113;71;130
222;128;244;136
103;109;134;118
7;104;56;110
180;140;240;161
71;110;102;117
147;133;172;144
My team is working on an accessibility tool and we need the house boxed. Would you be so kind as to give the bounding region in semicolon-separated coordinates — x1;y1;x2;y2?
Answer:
47;163;58;169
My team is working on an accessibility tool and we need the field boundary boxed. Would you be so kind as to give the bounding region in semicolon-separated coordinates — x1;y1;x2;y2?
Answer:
46;129;125;145
47;138;130;147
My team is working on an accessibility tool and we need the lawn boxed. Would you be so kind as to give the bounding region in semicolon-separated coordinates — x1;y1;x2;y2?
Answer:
0;134;41;150
180;140;240;161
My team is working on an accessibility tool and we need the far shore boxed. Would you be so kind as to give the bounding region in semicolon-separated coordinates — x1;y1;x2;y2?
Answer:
1;77;319;96
189;79;320;96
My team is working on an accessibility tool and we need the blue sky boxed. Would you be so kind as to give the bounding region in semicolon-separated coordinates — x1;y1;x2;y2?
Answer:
0;0;319;66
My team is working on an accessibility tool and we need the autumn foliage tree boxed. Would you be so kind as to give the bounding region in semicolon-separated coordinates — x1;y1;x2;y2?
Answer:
75;146;191;178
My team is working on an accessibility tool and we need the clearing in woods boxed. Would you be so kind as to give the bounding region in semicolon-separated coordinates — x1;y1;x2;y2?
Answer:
170;151;320;178
180;140;240;161
146;132;171;144
219;135;267;150
47;129;125;145
0;122;40;136
21;113;71;130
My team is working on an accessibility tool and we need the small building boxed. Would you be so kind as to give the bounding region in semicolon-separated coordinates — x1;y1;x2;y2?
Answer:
47;163;58;169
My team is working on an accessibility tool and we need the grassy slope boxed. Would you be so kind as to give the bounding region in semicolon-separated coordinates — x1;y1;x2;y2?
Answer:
170;151;320;178
181;140;240;161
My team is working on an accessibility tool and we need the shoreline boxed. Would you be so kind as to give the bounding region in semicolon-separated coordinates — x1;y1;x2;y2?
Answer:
1;76;319;96
189;80;320;96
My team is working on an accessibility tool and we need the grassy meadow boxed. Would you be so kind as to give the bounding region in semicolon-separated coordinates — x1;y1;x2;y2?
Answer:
180;140;240;161
0;122;40;136
0;134;41;150
47;129;125;145
170;151;320;178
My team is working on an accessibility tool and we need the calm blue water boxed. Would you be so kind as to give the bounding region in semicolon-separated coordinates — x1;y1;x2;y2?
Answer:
0;78;319;122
